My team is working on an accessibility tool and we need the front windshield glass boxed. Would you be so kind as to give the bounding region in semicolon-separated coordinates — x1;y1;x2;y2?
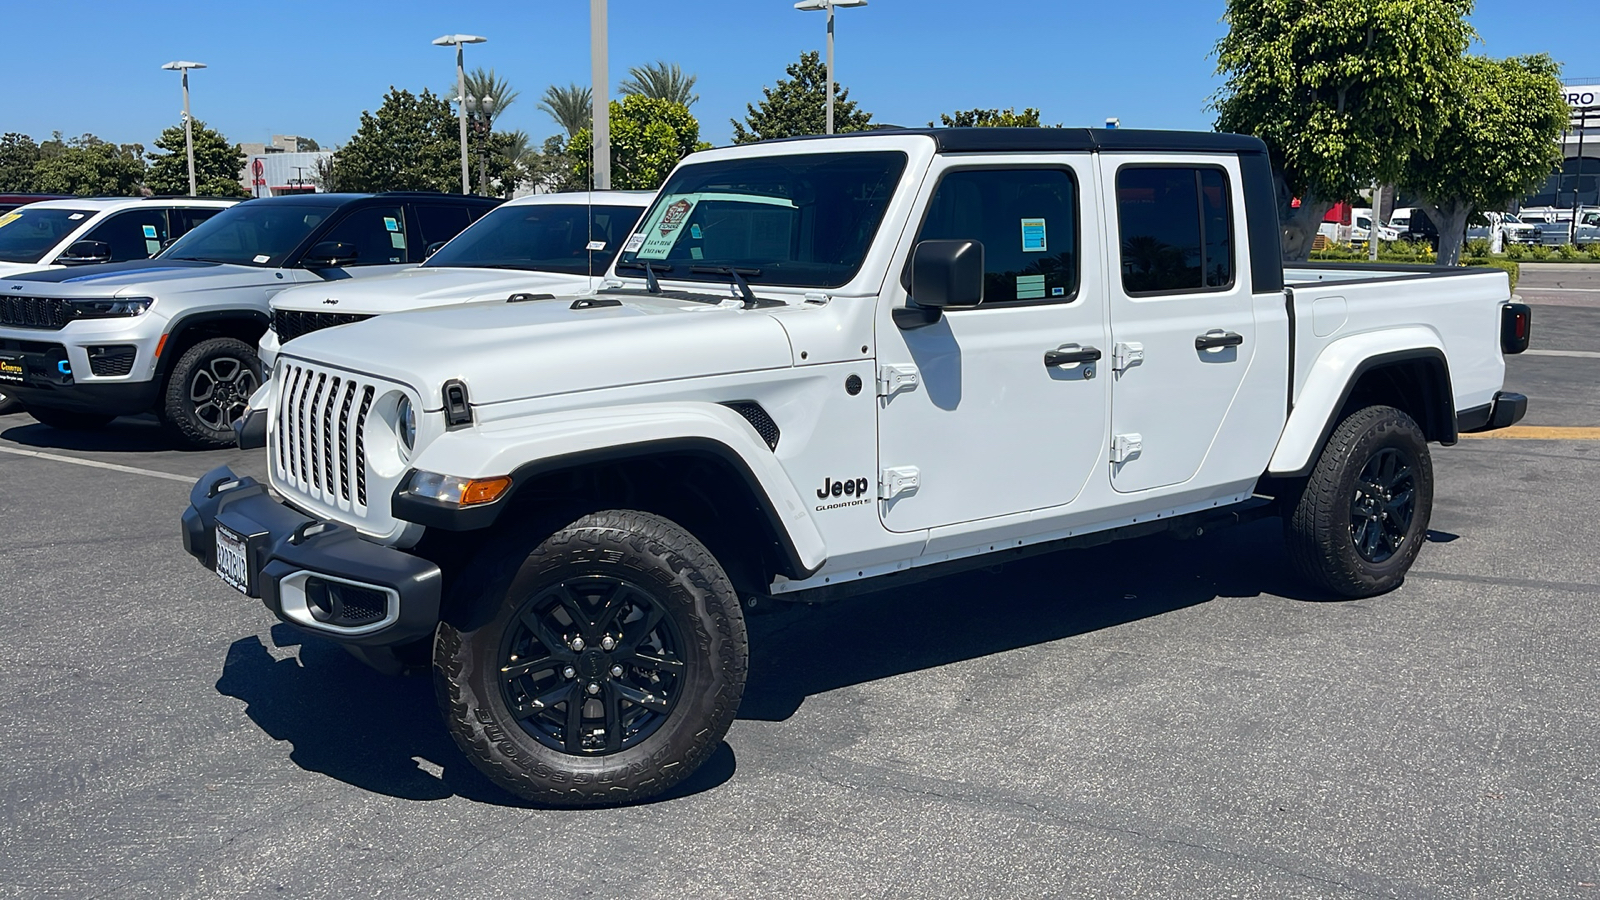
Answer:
161;203;329;267
423;202;645;275
615;151;908;289
1504;214;1523;224
0;207;93;264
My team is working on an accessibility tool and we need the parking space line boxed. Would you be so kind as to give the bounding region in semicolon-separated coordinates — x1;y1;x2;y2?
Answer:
1523;349;1600;359
0;445;195;483
1458;426;1600;441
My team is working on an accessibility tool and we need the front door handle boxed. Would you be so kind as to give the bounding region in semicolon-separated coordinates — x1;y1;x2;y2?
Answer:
1195;330;1244;351
1044;345;1102;367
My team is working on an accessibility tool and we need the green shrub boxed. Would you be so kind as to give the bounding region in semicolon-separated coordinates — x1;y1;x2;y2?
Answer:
1558;243;1581;260
1585;244;1600;262
1465;238;1491;257
1463;257;1519;292
1529;244;1553;261
1506;243;1526;260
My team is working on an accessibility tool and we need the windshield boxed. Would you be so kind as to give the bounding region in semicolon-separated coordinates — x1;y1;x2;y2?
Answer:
1504;214;1523;224
423;202;645;275
0;207;93;264
162;203;329;266
615;151;907;289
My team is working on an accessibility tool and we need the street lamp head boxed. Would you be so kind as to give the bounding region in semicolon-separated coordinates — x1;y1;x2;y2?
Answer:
161;61;207;71
794;0;867;8
432;34;487;47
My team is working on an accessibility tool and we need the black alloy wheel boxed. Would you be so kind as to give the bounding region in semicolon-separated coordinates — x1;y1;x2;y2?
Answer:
498;575;688;755
189;354;258;432
162;337;263;449
1348;447;1416;564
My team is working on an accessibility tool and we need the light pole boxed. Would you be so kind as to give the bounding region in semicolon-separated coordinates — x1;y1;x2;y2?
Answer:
466;95;497;195
794;0;867;135
432;34;487;195
161;61;207;196
591;0;610;190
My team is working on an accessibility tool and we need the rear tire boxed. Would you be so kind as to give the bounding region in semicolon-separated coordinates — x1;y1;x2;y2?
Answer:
1284;405;1434;598
161;337;261;449
435;509;747;807
0;390;21;415
27;406;113;431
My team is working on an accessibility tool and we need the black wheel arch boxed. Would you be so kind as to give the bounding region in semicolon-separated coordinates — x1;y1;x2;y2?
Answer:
155;310;270;379
1284;349;1456;479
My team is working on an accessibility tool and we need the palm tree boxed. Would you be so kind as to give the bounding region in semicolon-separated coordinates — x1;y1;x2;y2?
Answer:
619;61;699;108
538;83;593;137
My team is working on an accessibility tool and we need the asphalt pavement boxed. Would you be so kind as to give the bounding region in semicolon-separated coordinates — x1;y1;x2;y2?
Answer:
1;265;1597;899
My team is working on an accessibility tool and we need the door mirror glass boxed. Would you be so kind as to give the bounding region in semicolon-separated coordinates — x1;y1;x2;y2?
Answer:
58;240;111;265
911;239;985;309
302;241;359;268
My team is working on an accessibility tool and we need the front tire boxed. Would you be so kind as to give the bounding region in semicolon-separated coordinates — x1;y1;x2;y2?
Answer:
0;390;21;415
1284;405;1434;598
435;509;748;806
27;406;114;430
161;337;262;449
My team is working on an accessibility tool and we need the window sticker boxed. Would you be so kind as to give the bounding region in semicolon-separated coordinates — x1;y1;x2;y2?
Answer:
145;239;161;255
1052;286;1066;297
1021;218;1047;252
636;196;700;259
391;232;407;249
623;233;646;253
253;254;271;264
142;224;159;239
586;240;607;251
690;247;704;259
383;217;400;232
68;213;85;220
0;213;20;229
1016;274;1047;300
690;224;703;239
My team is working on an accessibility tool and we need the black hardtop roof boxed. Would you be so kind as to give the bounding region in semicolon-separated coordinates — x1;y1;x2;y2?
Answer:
237;192;502;208
755;127;1269;156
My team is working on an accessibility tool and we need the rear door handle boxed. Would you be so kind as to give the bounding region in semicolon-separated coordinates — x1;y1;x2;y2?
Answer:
1044;345;1102;367
1194;331;1244;351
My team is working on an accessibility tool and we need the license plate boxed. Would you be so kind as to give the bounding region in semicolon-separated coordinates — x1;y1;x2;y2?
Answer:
0;354;23;385
215;524;251;595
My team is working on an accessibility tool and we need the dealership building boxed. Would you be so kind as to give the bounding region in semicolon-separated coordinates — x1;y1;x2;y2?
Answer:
235;135;333;197
1523;81;1599;208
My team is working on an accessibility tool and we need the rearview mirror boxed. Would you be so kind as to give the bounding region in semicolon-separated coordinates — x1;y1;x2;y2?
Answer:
58;240;111;266
897;239;984;329
302;241;358;268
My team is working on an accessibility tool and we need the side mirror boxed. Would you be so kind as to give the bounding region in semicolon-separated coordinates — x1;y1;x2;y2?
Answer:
423;241;447;260
897;239;984;329
58;240;111;266
302;241;358;268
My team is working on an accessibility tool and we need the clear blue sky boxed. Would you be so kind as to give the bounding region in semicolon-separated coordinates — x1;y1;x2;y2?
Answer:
2;1;1595;151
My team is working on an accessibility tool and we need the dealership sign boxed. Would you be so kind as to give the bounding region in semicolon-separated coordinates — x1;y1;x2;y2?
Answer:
1567;85;1600;108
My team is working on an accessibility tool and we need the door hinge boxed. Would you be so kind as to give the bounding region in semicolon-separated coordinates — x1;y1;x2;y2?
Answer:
879;466;921;500
877;364;920;398
1112;342;1144;373
1110;433;1143;464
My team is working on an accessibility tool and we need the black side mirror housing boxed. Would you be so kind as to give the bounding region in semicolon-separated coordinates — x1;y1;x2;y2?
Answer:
302;241;358;268
897;239;984;329
58;240;111;266
423;241;447;260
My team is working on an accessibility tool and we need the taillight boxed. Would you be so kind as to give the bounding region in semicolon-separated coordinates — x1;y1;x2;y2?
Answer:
1500;303;1531;355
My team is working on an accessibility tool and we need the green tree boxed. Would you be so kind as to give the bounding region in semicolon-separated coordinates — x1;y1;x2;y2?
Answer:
145;118;248;196
731;50;873;143
1213;0;1476;260
333;88;460;193
523;134;587;194
461;68;520;195
934;108;1044;128
620;61;699;108
0;133;41;191
32;134;145;196
296;136;320;152
538;83;593;137
570;95;710;190
1401;54;1570;267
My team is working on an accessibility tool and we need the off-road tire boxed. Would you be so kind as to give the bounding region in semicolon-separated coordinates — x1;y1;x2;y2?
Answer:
435;509;747;807
1285;405;1434;598
27;406;113;430
161;337;261;449
0;390;21;415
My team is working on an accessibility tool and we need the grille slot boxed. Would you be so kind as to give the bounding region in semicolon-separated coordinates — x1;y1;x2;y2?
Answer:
723;401;780;450
272;361;386;517
0;297;73;330
274;310;375;343
87;345;137;377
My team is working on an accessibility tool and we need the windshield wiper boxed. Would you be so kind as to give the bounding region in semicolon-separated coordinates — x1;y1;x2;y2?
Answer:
689;265;778;308
615;260;671;294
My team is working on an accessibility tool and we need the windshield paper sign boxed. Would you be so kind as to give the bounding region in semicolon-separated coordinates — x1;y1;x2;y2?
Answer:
636;195;700;260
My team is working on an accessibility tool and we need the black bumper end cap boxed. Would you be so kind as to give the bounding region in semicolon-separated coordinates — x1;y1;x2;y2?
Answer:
233;408;267;450
1460;391;1528;434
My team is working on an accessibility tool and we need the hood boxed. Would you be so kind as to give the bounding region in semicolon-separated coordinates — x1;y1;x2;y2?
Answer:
282;292;794;409
0;261;55;278
271;266;595;315
1;258;279;298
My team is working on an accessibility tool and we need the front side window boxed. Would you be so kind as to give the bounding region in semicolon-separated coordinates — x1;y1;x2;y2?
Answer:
424;203;646;276
1116;167;1234;295
163;203;331;266
911;168;1079;304
84;209;170;262
318;206;408;266
616;151;907;289
0;207;94;263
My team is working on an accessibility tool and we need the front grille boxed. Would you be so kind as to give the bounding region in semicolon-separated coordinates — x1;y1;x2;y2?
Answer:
273;361;378;513
274;309;375;343
0;297;72;330
87;345;136;377
724;401;780;450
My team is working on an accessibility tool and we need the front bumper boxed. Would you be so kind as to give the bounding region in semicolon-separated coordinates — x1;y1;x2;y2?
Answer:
181;466;442;657
0;332;161;415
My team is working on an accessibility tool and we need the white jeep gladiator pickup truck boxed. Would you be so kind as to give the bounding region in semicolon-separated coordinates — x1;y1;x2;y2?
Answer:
181;128;1531;806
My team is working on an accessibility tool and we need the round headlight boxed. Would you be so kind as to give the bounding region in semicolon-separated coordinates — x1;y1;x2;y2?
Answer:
397;395;416;451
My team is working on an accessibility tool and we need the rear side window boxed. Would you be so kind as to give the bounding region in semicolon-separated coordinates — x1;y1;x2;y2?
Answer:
911;168;1080;305
170;207;224;239
1115;167;1234;295
83;209;170;262
319;206;408;265
414;204;473;248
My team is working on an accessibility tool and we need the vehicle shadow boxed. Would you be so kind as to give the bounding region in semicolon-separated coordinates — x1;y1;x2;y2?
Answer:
213;624;736;808
740;518;1306;721
0;414;200;452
